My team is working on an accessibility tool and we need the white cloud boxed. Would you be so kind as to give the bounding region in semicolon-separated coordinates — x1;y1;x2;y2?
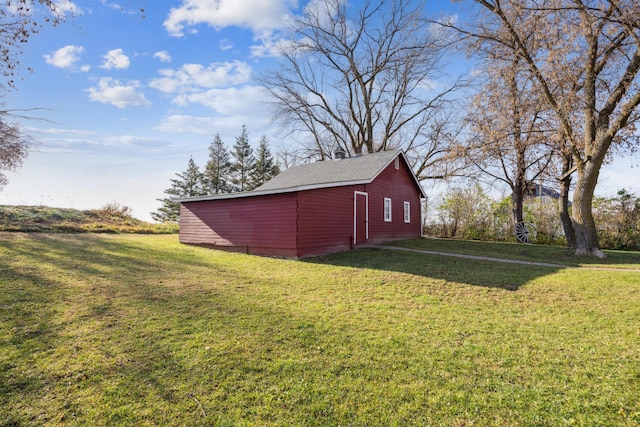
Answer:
154;50;172;63
86;77;151;108
22;126;97;137
100;48;130;70
23;126;171;153
54;0;82;15
155;115;222;134
149;61;252;93
163;0;296;37
101;134;163;147
172;85;268;113
99;0;125;11
302;0;344;27
155;86;272;134
250;31;297;58
43;45;85;69
155;114;271;137
98;0;143;15
219;39;233;51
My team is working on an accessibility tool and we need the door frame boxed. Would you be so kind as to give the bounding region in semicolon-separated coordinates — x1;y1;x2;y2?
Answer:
353;191;369;245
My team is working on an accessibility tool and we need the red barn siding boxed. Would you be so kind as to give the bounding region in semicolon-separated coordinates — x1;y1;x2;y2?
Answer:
179;152;423;258
296;185;365;257
365;157;422;243
179;193;298;257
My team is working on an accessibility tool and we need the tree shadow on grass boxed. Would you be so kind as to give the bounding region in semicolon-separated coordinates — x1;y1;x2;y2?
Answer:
0;233;243;424
0;233;377;425
4;233;637;425
305;246;565;291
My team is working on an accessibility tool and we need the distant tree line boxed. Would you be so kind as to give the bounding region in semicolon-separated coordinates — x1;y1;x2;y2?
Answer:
152;125;279;223
425;186;640;251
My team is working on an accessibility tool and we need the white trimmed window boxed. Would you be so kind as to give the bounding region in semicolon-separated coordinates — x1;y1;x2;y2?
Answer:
394;157;400;170
384;198;392;222
404;201;411;223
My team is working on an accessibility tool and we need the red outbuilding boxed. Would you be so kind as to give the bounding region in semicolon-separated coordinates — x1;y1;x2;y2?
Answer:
178;149;425;258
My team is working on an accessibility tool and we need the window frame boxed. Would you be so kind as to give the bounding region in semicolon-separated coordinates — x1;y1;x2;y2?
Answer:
384;197;392;222
404;201;411;223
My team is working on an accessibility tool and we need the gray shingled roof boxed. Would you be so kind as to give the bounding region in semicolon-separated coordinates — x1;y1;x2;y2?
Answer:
255;149;402;191
178;149;424;202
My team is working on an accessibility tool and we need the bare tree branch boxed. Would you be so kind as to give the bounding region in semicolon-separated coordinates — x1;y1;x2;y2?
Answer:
261;0;466;177
441;0;640;256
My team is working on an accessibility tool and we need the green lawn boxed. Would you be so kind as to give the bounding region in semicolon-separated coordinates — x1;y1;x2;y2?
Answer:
391;237;640;269
1;233;639;426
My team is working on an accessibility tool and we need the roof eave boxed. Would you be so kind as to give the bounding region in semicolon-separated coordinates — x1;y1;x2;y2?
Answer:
177;149;426;203
176;179;373;203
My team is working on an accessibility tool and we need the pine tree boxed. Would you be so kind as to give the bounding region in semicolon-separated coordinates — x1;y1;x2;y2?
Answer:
250;135;280;189
151;157;207;222
229;125;255;192
204;133;232;194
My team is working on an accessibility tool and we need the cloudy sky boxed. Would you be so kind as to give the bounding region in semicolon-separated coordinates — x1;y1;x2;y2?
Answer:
1;0;638;221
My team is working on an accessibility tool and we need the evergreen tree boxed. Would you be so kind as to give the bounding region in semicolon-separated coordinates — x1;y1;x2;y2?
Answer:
229;125;255;192
250;135;280;189
204;133;232;194
151;157;207;222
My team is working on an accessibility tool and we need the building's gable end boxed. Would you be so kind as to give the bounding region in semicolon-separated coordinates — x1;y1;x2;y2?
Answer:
367;152;425;199
365;158;423;243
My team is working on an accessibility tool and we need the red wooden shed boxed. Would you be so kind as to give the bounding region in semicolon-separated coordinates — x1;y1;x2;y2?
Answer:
178;149;425;258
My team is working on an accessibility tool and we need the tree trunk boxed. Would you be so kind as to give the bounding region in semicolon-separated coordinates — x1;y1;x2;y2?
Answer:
512;183;525;224
558;154;576;248
559;179;576;248
572;158;605;257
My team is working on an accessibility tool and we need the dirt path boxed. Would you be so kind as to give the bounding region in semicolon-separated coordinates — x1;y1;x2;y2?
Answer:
368;245;640;272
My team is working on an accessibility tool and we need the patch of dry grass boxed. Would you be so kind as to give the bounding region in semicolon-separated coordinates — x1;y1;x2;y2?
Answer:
0;205;178;234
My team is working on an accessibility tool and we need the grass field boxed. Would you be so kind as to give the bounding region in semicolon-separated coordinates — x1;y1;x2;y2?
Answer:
0;205;178;234
1;233;639;426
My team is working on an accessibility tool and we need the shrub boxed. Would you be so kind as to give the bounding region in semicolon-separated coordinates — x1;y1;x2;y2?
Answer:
90;202;133;218
593;189;640;250
426;185;495;240
425;185;567;245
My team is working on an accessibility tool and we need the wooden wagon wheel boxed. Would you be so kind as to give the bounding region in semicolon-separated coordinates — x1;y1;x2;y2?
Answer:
515;221;537;244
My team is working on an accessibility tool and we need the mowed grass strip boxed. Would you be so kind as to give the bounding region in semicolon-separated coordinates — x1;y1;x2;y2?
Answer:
1;233;639;426
391;237;640;269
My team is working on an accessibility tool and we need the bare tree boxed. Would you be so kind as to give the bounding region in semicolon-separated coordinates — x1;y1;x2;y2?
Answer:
261;0;464;173
461;56;555;227
1;0;64;89
443;0;640;257
0;1;64;187
0;113;30;187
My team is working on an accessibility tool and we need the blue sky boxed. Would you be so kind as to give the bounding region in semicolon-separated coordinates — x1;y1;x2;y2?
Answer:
1;0;638;221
